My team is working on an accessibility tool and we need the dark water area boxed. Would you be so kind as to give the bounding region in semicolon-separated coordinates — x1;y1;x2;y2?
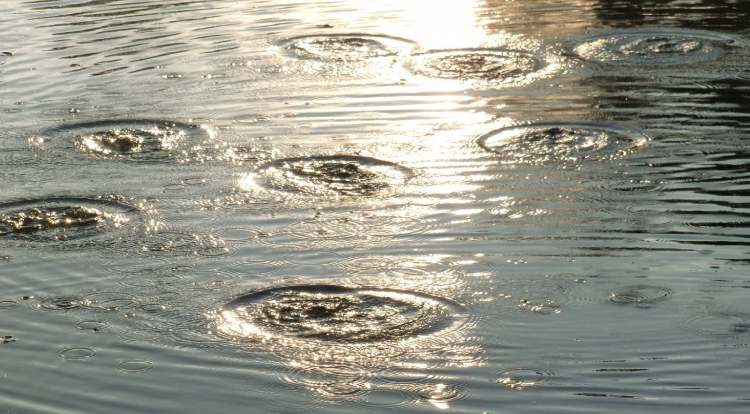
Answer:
1;0;750;412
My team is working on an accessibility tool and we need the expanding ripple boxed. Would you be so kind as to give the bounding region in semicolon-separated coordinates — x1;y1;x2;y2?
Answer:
281;34;415;61
0;51;13;65
518;298;562;315
0;196;140;245
43;119;215;163
574;29;739;66
477;122;649;164
608;285;673;306
250;155;413;198
406;48;551;84
497;368;555;390
208;284;476;402
214;285;468;343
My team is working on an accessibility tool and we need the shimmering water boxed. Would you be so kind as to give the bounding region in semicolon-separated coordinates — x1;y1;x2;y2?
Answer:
2;0;750;413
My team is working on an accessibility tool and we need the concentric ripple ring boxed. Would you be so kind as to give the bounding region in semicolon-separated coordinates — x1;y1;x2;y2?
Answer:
256;155;413;197
214;285;469;344
406;48;548;83
477;122;649;164
43;119;213;163
574;29;739;66
280;33;416;61
0;196;140;243
608;285;673;305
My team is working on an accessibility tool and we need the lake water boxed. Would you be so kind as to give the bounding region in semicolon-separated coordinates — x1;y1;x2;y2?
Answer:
2;0;750;412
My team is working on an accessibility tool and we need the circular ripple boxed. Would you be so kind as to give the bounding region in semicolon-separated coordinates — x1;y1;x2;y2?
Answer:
60;347;95;361
256;155;413;197
215;285;468;344
407;48;548;83
518;298;562;315
0;196;140;244
477;122;649;164
574;29;738;66
76;320;108;332
280;362;371;398
82;292;138;312
119;360;153;372
497;368;554;390
44;119;214;163
608;285;672;306
415;383;462;402
40;296;87;311
281;34;415;61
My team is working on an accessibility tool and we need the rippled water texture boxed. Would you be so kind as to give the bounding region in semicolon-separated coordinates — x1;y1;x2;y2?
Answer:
574;28;738;66
0;197;139;244
477;122;648;164
3;0;750;413
42;119;216;163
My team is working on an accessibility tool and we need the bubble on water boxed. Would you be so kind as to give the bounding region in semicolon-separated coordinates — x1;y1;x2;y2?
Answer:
497;368;555;390
406;48;553;85
477;122;649;164
608;285;672;306
574;29;739;66
43;119;215;163
0;196;141;246
253;155;413;198
281;34;416;61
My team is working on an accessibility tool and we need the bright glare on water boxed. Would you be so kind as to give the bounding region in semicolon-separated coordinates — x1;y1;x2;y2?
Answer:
2;0;750;413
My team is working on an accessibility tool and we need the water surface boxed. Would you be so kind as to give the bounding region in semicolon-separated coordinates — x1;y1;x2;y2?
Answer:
2;0;750;413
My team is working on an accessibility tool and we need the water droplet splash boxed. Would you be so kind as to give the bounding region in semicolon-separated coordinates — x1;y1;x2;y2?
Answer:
608;285;672;306
477;122;649;164
407;48;553;85
281;34;415;61
214;285;468;343
0;197;140;244
252;155;413;197
497;368;554;390
44;119;214;163
575;29;738;66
